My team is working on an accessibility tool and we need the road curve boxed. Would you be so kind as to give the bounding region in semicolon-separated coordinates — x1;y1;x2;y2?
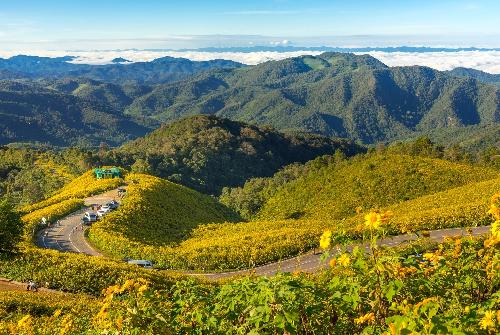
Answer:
35;188;124;256
194;225;491;280
34;189;492;279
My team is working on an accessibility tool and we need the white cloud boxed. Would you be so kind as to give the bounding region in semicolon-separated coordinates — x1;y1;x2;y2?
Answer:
363;51;500;74
0;49;499;74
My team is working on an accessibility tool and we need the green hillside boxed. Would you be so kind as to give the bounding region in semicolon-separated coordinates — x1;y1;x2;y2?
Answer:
243;153;499;220
0;80;152;146
88;161;499;271
116;115;364;194
89;173;239;247
124;52;499;144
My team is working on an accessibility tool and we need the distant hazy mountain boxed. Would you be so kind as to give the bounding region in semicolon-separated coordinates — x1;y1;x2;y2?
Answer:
124;52;499;144
168;46;500;53
448;67;500;87
0;55;245;84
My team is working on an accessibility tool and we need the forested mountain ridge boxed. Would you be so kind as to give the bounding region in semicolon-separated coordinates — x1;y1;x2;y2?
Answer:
0;79;153;146
115;114;364;194
0;53;498;147
124;52;499;144
448;67;500;87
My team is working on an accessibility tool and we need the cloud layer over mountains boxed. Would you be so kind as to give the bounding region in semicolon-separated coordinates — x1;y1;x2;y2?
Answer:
0;49;499;73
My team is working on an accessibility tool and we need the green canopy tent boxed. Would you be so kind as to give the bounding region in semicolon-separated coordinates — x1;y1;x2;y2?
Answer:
94;167;121;179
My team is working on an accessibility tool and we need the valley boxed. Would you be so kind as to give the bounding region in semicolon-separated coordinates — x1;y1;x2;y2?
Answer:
0;52;498;334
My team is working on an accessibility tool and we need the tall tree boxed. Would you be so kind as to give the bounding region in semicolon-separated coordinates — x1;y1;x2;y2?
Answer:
0;200;23;252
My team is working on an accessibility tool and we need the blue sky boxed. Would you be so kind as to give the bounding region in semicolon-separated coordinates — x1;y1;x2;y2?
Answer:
1;0;499;49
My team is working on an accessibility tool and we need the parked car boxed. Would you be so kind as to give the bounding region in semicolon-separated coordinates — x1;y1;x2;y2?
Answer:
84;212;97;222
100;205;112;213
96;209;108;217
127;259;153;269
107;200;119;210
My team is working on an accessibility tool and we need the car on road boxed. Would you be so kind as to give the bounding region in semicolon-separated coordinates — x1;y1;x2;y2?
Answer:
84;212;98;222
106;200;119;210
126;259;153;269
96;209;108;217
82;216;91;225
100;205;112;213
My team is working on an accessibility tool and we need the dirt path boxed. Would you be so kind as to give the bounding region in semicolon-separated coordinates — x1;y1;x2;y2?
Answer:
0;278;60;293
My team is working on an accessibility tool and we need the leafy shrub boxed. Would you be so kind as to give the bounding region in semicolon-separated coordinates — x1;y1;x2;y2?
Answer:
5;232;497;334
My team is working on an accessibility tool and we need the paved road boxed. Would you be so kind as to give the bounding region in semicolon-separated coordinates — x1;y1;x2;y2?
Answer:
35;188;124;256
193;225;491;280
33;188;492;280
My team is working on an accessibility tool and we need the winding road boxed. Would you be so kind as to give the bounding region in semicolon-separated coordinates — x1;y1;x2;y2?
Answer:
35;188;124;256
34;188;492;280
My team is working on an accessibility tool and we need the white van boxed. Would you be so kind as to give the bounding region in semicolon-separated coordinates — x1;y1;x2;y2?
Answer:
127;259;153;269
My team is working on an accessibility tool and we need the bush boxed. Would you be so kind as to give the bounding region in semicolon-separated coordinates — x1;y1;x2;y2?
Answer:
0;201;23;252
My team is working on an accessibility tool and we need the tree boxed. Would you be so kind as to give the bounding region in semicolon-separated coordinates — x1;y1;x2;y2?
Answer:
0;200;23;252
131;158;152;174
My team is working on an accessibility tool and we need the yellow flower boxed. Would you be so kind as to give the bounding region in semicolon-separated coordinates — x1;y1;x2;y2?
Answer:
319;230;332;249
364;212;381;229
491;220;500;238
423;252;442;264
488;194;500;220
60;315;74;335
354;312;375;325
138;284;148;295
329;258;337;267
479;310;495;330
116;317;123;330
119;279;135;293
53;309;62;318
337;253;351;267
17;315;31;329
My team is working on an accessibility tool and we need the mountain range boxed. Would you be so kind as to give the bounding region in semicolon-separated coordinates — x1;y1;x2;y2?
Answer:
123;52;499;143
0;53;498;147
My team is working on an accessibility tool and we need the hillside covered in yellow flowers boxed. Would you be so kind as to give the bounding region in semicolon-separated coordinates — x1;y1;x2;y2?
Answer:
1;143;499;334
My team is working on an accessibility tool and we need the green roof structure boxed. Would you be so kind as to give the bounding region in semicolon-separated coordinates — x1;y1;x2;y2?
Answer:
94;167;121;179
